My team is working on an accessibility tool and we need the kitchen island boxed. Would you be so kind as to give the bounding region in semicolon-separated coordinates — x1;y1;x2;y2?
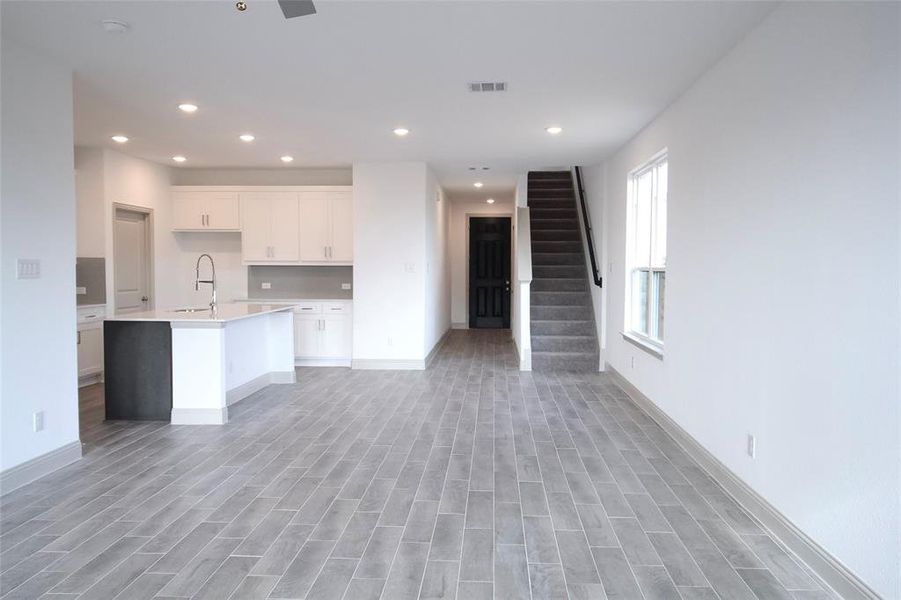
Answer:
104;303;295;424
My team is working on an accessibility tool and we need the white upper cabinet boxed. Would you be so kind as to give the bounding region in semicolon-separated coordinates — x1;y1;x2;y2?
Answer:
299;193;331;262
171;186;351;265
299;190;353;264
172;191;240;231
240;192;300;263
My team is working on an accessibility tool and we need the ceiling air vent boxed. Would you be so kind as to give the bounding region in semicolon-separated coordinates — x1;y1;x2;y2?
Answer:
469;81;507;93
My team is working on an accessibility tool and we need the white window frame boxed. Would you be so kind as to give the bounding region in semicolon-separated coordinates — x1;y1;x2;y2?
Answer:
624;149;667;356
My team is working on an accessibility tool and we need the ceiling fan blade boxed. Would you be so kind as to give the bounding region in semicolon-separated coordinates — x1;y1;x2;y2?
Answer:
278;0;316;19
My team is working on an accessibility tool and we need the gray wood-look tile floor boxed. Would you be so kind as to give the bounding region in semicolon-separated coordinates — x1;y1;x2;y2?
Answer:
0;330;835;599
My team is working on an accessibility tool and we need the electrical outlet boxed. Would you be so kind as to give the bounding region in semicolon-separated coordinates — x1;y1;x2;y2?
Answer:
747;434;756;458
76;286;87;295
33;411;44;432
341;283;351;290
17;259;40;279
261;282;272;289
404;263;415;273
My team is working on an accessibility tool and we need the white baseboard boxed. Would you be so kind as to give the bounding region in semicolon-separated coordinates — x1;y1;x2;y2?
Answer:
425;329;451;367
226;370;296;406
0;440;83;495
171;407;227;425
295;358;352;367
352;358;425;370
605;362;880;600
451;322;468;329
512;333;532;371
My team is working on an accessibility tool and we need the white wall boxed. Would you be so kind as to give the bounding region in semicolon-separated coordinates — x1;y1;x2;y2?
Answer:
578;164;607;363
449;200;514;327
424;171;451;355
0;38;79;472
74;149;250;314
171;168;352;186
352;162;429;363
585;3;900;596
74;147;105;258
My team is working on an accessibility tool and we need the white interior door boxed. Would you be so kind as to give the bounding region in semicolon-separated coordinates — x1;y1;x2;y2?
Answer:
114;208;151;314
329;192;353;262
299;193;330;261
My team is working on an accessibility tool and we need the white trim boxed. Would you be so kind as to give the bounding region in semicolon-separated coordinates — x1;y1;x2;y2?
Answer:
351;358;425;370
295;358;352;367
512;332;532;371
621;331;664;359
605;362;880;600
451;322;468;330
171;407;227;425
0;441;83;494
225;370;296;405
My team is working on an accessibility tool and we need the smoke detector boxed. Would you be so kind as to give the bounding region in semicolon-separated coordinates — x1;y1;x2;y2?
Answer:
468;81;507;93
101;20;130;34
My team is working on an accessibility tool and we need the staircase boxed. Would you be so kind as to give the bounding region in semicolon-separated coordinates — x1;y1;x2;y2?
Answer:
528;171;599;371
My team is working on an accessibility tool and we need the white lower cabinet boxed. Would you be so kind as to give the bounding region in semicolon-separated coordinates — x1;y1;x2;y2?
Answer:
77;306;105;385
293;301;352;365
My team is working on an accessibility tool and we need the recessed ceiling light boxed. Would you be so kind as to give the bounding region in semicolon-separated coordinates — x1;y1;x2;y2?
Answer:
239;134;255;142
473;182;484;188
486;198;495;204
172;155;187;163
393;127;410;137
546;126;563;135
280;155;294;163
178;103;198;113
111;135;129;143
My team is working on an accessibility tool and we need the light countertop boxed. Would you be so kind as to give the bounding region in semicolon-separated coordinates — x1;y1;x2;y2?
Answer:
106;303;294;324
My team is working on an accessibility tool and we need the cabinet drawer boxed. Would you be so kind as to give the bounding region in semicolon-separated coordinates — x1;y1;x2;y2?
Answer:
322;302;351;315
293;302;322;315
77;307;105;324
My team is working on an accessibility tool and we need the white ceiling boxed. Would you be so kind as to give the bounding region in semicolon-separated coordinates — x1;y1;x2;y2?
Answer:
2;1;775;197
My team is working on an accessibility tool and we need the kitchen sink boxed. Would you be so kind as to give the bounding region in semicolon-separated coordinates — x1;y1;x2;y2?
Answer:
172;307;210;313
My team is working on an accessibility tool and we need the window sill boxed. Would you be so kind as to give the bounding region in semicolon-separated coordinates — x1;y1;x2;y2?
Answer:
621;332;664;360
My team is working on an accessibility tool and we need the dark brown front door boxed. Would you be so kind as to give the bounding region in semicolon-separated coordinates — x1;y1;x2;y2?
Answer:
469;217;511;329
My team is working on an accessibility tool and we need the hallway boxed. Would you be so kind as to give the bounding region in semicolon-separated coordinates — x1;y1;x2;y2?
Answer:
0;330;830;599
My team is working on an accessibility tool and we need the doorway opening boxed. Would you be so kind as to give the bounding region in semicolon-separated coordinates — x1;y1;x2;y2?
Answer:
468;216;512;329
113;204;154;314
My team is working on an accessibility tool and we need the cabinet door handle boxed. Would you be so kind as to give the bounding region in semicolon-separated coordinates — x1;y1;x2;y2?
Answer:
205;214;210;227
77;331;81;345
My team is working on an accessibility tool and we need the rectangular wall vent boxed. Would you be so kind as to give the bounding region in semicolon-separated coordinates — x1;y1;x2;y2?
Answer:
469;81;507;93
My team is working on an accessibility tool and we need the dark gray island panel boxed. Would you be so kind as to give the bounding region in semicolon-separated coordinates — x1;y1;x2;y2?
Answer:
104;321;172;421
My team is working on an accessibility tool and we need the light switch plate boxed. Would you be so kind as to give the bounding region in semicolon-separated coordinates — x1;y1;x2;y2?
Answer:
261;282;272;289
17;259;40;279
76;286;87;295
341;283;351;290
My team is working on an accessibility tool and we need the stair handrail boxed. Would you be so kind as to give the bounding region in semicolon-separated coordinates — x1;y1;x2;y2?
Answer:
573;166;603;288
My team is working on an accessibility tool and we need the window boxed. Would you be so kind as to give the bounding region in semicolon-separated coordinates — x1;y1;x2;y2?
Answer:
626;151;667;350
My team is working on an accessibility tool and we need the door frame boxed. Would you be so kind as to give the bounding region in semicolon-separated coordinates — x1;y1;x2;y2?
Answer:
466;214;513;329
112;203;155;313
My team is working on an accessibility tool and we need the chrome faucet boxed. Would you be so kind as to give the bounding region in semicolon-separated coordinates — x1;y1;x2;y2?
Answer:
194;253;217;310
